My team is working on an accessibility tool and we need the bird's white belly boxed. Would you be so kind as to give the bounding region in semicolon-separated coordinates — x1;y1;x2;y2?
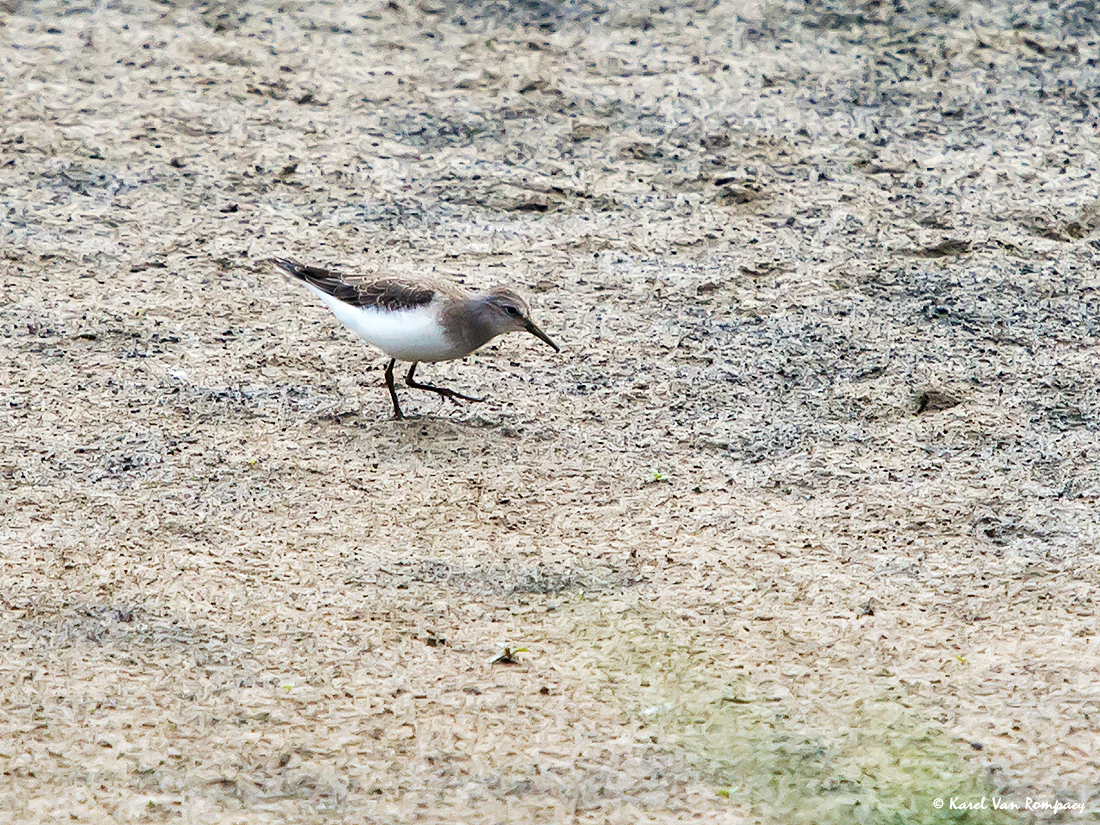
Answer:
308;285;462;362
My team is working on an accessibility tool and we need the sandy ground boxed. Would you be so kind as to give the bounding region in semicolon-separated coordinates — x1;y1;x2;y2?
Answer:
2;0;1100;822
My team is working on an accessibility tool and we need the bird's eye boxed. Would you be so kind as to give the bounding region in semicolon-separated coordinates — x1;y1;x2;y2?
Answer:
504;305;520;317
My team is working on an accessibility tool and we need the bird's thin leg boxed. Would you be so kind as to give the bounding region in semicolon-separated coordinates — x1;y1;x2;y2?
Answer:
405;362;485;405
384;358;405;420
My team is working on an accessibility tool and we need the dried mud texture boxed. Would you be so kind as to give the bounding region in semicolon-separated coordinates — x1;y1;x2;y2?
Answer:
2;0;1100;822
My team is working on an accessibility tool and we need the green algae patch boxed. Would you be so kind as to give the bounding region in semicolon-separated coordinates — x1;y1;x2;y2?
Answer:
570;602;1019;825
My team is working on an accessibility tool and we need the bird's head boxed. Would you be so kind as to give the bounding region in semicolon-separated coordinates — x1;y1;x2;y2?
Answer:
481;288;560;351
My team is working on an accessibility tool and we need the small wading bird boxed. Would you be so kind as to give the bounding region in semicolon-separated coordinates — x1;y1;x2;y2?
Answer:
274;258;559;420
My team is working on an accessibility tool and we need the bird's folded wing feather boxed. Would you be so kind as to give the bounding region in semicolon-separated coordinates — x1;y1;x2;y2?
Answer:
274;258;441;310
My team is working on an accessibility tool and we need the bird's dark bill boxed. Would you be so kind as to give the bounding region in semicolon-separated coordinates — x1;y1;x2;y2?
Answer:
525;321;559;352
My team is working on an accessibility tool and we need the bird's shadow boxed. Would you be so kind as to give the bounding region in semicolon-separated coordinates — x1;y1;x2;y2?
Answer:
316;408;507;431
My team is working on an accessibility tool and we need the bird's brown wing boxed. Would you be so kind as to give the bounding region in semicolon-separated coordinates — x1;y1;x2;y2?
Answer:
273;258;438;310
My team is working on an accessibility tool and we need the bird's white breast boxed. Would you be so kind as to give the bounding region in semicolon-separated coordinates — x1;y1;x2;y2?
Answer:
306;284;464;362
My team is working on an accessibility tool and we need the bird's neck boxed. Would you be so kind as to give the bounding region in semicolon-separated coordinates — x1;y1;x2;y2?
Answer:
440;297;499;353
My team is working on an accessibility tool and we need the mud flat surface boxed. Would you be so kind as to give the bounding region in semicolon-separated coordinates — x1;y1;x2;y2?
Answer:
2;0;1099;822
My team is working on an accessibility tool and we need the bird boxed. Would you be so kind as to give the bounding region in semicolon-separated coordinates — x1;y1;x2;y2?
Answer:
273;257;559;420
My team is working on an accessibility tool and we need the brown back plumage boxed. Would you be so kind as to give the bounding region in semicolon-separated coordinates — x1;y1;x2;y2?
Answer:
273;258;438;311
